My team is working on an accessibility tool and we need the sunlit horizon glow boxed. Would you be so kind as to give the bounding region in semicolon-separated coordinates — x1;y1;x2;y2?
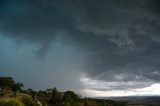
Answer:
80;74;160;97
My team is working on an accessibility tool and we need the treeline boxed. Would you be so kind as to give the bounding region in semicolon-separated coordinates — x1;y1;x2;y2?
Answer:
0;77;126;106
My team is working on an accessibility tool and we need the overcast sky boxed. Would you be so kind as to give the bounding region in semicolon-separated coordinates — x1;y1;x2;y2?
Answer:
0;0;160;97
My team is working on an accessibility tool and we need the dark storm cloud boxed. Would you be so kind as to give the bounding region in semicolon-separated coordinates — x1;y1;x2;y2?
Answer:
0;0;160;90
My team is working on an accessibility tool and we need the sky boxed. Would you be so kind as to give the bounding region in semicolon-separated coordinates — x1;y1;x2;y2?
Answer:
0;0;160;97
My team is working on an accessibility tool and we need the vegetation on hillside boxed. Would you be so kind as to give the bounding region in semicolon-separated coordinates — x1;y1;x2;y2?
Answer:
0;77;126;106
0;98;24;106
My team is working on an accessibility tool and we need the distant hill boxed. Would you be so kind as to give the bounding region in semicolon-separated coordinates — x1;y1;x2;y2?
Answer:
103;96;160;106
104;96;160;102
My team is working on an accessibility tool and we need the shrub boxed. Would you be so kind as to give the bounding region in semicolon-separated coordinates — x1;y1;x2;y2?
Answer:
0;98;24;106
21;96;39;106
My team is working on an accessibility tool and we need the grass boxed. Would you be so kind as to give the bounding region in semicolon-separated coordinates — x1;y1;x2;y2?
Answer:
0;98;24;106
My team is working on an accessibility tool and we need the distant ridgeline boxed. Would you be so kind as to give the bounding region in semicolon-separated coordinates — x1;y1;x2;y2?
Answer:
0;77;126;106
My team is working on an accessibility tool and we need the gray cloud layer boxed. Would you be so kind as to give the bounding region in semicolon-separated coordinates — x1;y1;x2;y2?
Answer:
0;0;160;91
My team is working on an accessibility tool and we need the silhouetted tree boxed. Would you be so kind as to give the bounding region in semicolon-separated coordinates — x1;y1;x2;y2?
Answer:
27;88;37;99
62;91;82;106
12;83;23;93
48;87;63;105
0;77;15;90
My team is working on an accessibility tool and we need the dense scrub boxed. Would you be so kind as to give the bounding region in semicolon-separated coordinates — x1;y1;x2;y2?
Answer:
0;98;24;106
0;77;126;106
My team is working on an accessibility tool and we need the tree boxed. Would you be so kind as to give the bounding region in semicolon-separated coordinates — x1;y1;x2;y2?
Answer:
63;91;81;106
48;88;63;105
12;83;23;93
0;77;15;90
26;88;37;99
0;77;15;95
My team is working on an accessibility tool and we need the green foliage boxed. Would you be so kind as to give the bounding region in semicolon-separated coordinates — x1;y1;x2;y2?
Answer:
0;77;15;90
12;83;23;93
26;88;37;99
49;88;63;105
0;77;23;95
73;102;83;106
63;91;80;102
21;96;39;106
84;99;97;106
62;91;83;106
0;98;24;106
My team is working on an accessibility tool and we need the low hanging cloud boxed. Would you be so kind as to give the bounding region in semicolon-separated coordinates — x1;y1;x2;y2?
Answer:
0;0;160;92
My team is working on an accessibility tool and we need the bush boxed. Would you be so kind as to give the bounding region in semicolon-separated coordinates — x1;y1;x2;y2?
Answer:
0;98;24;106
73;102;83;106
21;97;39;106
